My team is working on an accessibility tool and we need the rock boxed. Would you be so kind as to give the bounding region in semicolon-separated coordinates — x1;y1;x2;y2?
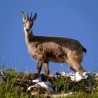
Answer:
70;75;76;81
27;81;53;93
60;72;69;77
75;72;88;82
69;72;88;82
37;82;53;93
0;68;5;83
54;72;61;78
0;68;4;76
95;72;98;78
32;75;42;83
0;76;5;83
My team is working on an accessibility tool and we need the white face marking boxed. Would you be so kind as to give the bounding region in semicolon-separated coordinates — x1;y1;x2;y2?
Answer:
24;27;32;34
25;21;31;30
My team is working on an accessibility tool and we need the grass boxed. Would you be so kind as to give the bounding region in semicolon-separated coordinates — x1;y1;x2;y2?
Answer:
64;92;98;98
0;67;98;98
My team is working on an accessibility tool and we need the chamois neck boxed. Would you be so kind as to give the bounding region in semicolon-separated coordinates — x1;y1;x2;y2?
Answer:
24;28;34;44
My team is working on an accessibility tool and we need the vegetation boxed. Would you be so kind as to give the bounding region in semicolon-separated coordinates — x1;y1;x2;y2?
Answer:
0;67;98;98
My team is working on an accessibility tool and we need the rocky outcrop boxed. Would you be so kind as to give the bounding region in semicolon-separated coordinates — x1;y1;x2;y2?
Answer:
14;71;98;97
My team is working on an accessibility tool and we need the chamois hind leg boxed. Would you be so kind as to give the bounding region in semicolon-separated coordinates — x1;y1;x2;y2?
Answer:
43;62;49;75
67;51;86;73
68;61;86;73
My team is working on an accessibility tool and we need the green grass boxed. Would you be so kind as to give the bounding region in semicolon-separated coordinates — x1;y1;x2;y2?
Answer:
0;67;98;98
63;92;98;98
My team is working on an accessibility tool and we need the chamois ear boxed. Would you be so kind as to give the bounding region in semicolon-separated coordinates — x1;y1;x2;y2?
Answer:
33;13;37;21
27;12;29;19
22;11;25;22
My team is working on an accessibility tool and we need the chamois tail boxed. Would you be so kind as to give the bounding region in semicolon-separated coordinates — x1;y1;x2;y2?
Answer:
83;47;87;54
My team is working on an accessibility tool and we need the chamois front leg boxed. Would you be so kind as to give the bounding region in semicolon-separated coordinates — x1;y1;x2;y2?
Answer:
36;55;45;73
43;62;49;75
36;58;44;74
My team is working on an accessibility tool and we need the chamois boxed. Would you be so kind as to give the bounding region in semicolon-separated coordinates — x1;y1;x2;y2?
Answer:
22;11;87;75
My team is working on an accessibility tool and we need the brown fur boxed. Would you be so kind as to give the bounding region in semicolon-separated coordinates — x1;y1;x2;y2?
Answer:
22;12;86;75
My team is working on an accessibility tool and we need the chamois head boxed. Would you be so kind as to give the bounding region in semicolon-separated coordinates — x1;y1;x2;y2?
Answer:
22;11;37;32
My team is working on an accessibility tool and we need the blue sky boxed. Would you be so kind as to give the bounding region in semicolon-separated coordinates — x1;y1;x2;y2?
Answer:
0;0;98;74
